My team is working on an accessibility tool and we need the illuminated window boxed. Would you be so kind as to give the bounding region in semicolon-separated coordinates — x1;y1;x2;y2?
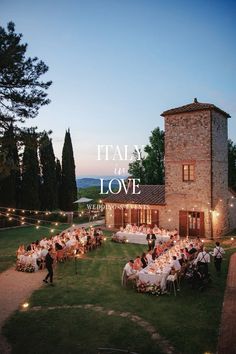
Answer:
147;209;151;224
183;164;195;182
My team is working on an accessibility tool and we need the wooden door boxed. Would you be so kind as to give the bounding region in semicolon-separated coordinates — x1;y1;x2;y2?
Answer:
179;211;188;237
114;208;122;229
179;211;205;237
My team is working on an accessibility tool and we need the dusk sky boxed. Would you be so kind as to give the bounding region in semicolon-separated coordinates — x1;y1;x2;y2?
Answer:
1;0;236;177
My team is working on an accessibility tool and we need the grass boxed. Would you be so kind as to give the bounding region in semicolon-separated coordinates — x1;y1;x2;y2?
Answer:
1;228;236;354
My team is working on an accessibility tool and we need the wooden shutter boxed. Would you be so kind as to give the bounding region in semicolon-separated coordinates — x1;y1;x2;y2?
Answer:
151;209;159;227
114;208;122;229
199;212;205;237
131;209;138;224
179;211;188;237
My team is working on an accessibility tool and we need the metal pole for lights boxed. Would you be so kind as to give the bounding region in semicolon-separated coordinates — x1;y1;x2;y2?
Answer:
74;250;78;275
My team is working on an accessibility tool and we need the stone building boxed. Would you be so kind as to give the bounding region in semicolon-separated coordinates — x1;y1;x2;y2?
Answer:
103;99;236;238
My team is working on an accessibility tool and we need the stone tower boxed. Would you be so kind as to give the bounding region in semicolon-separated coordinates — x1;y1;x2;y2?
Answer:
161;99;230;238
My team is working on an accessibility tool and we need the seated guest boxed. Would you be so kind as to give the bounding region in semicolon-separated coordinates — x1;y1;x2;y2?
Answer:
141;252;148;268
161;228;166;236
132;223;138;233
55;242;63;251
94;229;101;246
166;229;171;237
188;243;197;256
26;243;32;251
125;223;132;232
16;244;25;258
184;247;191;259
142;224;147;234
152;247;158;260
173;228;178;237
179;253;187;266
124;260;138;280
146;225;151;234
133;256;142;270
146;250;153;264
153;224;161;234
171;256;181;271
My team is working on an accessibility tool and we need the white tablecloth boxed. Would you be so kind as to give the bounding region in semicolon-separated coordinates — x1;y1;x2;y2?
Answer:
138;265;171;290
116;231;170;245
18;254;39;271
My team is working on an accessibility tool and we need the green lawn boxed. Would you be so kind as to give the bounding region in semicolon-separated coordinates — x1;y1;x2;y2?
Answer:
1;227;235;354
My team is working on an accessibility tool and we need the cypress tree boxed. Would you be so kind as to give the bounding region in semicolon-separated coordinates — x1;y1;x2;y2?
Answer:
55;158;62;209
0;124;20;207
39;133;57;210
21;129;40;209
60;129;77;211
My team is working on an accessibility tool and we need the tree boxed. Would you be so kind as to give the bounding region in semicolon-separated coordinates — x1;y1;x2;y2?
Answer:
60;130;77;211
0;124;20;207
128;149;146;184
228;139;236;192
0;22;52;132
39;133;57;210
21;128;40;209
128;127;165;185
55;158;62;209
143;127;165;184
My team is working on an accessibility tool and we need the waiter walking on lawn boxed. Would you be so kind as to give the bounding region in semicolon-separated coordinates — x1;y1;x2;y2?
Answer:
43;247;54;285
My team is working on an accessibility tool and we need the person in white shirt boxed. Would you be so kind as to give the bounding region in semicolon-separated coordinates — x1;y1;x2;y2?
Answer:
41;247;48;258
212;242;225;274
146;250;153;264
124;260;138;280
171;256;181;271
194;247;210;274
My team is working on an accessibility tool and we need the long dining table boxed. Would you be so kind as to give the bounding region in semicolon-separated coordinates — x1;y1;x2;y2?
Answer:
116;231;170;245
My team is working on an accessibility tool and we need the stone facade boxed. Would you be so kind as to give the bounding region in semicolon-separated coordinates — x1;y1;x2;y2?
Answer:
104;101;236;238
164;110;212;237
228;190;236;231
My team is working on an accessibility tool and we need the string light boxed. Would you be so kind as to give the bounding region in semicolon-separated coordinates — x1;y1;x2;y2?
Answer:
0;212;61;233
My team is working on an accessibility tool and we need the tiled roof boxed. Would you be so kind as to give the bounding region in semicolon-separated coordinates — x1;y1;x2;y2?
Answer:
161;99;230;118
103;185;165;205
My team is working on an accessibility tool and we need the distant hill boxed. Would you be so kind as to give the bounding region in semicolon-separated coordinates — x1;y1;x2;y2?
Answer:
77;177;119;189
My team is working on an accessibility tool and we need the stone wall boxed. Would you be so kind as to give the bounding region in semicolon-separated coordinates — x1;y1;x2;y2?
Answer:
228;191;236;231
211;111;229;237
164;110;212;237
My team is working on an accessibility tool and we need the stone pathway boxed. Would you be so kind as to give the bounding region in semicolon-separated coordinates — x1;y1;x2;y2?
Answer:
26;304;178;354
0;267;46;354
217;252;236;354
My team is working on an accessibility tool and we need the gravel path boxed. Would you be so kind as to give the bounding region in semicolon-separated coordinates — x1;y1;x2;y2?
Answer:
0;267;46;353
